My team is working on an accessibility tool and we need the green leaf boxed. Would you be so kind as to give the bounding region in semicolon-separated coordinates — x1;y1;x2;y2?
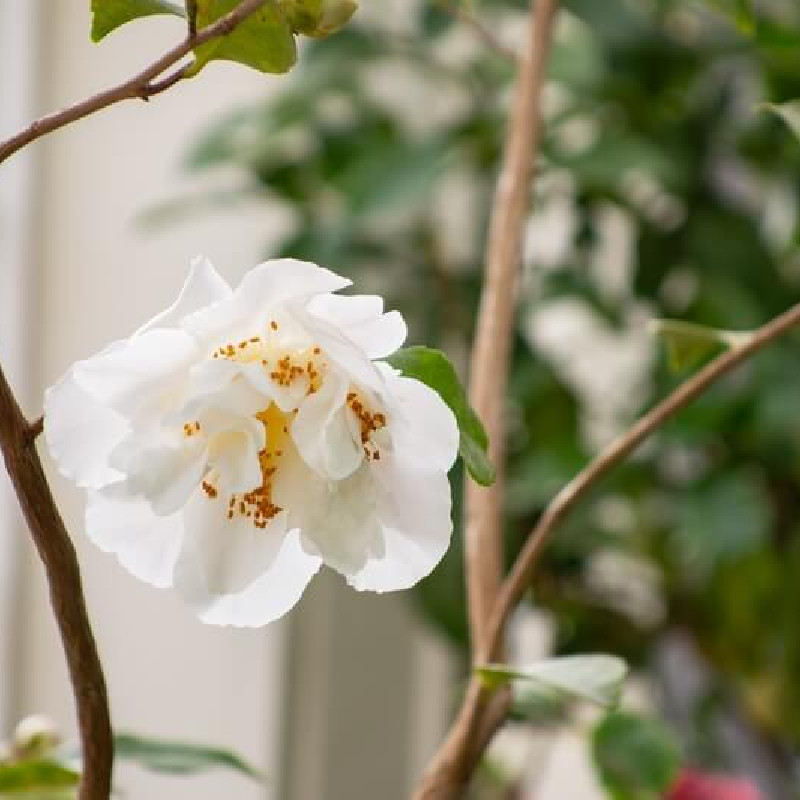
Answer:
591;712;681;800
477;654;628;708
279;0;358;37
386;346;495;486
191;0;297;74
649;319;747;372
90;0;185;42
0;760;79;794
113;733;263;780
764;100;800;142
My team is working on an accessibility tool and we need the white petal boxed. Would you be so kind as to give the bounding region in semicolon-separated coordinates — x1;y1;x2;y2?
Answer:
44;365;128;489
184;259;351;341
74;328;198;422
299;308;386;394
135;256;232;336
174;492;321;627
274;450;383;575
381;365;459;473
86;483;184;588
121;436;208;516
306;294;407;358
292;373;362;480
346;454;453;592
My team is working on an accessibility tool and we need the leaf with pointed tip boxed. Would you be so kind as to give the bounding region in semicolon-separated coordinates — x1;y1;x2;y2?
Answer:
113;733;263;780
90;0;185;42
477;654;628;708
649;319;747;373
591;712;681;800
0;759;79;793
386;346;495;486
190;0;297;75
765;100;800;142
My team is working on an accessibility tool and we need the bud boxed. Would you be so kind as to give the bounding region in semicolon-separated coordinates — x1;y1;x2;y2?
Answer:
280;0;358;38
12;715;61;761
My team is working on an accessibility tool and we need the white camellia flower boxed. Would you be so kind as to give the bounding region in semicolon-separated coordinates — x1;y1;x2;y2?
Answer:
45;257;459;626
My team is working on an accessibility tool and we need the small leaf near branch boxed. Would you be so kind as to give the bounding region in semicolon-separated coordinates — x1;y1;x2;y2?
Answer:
114;733;263;781
190;0;297;75
90;0;185;42
0;759;79;793
477;654;628;708
591;711;681;800
279;0;358;37
386;346;496;486
649;319;748;373
764;99;800;142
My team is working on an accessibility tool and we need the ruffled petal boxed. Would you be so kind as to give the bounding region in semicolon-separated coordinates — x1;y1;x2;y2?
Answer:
73;328;198;422
346;453;453;592
44;365;128;489
174;491;321;627
306;294;407;359
86;483;184;588
119;434;208;516
379;364;459;473
292;373;363;480
135;256;232;336
274;448;383;575
185;259;351;342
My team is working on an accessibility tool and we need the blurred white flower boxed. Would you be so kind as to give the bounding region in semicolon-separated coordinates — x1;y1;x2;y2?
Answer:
45;257;458;627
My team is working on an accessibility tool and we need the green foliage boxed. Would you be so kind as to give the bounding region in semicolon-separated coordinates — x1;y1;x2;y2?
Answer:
591;712;681;800
90;0;184;42
765;99;800;142
387;347;495;486
649;319;747;373
0;760;78;795
279;0;357;37
190;0;297;74
477;654;628;708
113;733;263;779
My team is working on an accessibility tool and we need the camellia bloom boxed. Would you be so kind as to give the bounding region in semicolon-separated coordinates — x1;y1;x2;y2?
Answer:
45;257;459;626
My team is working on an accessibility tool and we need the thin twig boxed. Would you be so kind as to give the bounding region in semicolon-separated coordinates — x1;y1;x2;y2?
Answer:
413;301;800;798
0;0;266;166
437;0;517;62
0;365;112;800
465;0;557;665
481;301;800;663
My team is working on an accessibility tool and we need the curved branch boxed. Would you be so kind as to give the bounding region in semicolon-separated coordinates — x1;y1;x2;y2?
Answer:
414;300;800;798
0;365;112;800
0;0;266;166
481;300;800;663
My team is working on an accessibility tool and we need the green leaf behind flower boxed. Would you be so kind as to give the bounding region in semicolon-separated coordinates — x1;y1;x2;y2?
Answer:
0;759;79;794
90;0;185;42
386;346;495;486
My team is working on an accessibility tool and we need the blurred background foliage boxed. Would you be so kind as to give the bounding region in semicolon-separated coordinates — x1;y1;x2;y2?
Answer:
150;0;800;794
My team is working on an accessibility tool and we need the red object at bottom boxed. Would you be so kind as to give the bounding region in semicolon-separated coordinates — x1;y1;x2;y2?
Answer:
667;769;761;800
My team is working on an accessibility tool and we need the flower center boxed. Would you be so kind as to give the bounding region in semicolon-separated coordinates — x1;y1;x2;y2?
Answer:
192;319;389;528
223;402;292;528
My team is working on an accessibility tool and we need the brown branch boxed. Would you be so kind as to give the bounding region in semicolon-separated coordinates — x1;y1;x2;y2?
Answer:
0;365;112;800
436;0;517;62
481;301;800;664
414;301;800;798
0;0;266;166
464;0;558;663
